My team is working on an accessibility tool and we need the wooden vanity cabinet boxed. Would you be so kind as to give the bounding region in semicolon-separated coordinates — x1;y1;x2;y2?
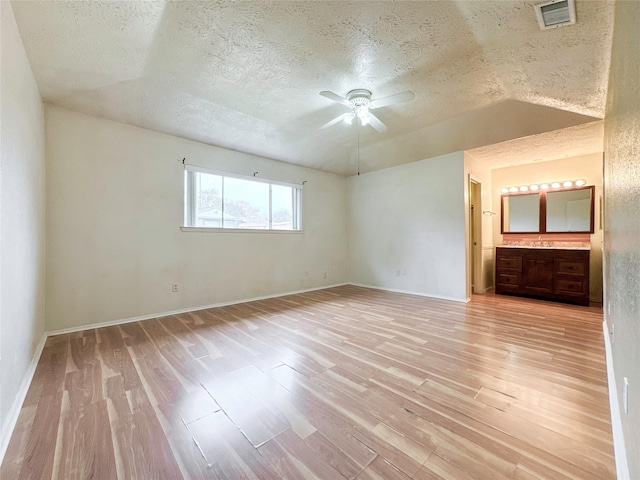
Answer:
495;247;590;306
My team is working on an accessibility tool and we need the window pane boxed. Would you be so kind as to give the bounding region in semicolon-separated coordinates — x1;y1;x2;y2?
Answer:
185;167;301;231
194;172;223;227
272;184;295;230
223;177;269;229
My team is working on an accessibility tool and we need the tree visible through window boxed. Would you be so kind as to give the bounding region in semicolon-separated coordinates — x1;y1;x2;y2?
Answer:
184;166;301;230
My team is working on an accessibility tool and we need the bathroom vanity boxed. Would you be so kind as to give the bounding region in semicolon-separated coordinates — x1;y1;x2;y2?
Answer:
495;247;590;306
496;181;595;306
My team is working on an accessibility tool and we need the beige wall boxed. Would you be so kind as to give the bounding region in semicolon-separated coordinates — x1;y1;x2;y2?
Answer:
0;1;46;458
348;152;467;301
491;153;604;302
603;0;640;478
45;106;349;332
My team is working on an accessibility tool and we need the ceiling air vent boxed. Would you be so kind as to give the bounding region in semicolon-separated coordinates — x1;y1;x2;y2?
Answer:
534;0;576;30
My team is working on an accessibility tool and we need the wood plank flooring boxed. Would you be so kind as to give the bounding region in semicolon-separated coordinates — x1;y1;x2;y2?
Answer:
1;286;615;479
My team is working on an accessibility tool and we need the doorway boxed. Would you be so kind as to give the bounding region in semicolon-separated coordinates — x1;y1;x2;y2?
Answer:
469;179;483;294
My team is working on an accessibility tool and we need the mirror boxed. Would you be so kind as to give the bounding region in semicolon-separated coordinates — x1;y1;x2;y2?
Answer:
502;193;541;233
500;185;594;234
546;186;594;233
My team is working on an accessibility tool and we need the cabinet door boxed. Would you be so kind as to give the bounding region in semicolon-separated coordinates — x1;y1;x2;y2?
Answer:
523;257;554;294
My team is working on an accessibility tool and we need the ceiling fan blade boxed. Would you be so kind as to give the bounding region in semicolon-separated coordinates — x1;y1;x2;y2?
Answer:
319;90;351;107
320;113;349;129
367;112;388;133
370;91;415;109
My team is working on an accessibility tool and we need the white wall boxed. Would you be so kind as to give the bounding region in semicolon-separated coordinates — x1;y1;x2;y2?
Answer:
45;106;348;332
348;152;467;302
0;1;46;458
603;1;640;477
491;153;604;301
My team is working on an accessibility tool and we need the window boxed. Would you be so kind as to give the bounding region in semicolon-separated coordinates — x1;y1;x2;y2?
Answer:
184;166;302;231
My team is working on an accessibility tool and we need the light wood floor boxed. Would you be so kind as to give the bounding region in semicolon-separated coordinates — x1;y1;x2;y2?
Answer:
1;286;615;479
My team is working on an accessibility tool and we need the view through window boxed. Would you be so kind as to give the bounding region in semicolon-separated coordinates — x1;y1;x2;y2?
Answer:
184;166;302;230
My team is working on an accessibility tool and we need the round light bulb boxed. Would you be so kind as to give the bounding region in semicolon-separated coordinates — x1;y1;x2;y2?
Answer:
551;182;561;189
509;186;518;193
501;187;509;193
529;185;539;191
540;183;550;189
519;186;529;192
563;181;573;187
575;179;586;186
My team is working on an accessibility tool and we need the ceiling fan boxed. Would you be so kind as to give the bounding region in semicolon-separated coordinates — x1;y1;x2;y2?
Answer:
319;88;415;132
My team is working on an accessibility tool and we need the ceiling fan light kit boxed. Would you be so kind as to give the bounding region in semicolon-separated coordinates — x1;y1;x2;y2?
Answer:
348;89;373;126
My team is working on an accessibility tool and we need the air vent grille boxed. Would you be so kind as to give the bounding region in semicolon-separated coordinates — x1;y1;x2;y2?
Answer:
534;0;576;30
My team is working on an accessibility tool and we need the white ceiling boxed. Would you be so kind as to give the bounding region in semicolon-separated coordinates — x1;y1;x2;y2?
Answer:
11;0;615;176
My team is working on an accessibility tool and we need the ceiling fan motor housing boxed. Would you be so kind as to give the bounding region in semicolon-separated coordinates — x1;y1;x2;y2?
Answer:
347;89;372;108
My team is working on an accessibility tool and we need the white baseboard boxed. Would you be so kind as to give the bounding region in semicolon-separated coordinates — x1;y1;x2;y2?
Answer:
0;332;47;465
349;283;468;303
602;320;630;480
46;282;349;337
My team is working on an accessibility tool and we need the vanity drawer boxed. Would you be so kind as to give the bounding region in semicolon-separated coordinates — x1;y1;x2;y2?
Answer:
554;277;587;296
554;258;587;276
497;273;521;288
497;256;522;271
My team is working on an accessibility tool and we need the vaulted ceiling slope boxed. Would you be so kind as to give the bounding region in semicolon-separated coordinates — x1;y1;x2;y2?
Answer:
11;0;614;176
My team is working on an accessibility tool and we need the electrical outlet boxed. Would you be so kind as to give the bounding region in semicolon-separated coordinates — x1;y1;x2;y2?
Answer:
172;283;179;292
623;377;629;414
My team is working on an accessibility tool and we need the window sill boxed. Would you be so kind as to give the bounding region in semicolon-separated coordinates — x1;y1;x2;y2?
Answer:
180;226;304;234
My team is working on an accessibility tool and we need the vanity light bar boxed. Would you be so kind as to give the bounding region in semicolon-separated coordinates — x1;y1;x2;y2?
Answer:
500;179;586;194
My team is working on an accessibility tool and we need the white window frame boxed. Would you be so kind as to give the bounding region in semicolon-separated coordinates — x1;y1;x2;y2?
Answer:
182;165;303;232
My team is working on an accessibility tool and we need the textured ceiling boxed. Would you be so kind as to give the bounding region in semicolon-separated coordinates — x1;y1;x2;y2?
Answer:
466;120;604;168
11;0;614;175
